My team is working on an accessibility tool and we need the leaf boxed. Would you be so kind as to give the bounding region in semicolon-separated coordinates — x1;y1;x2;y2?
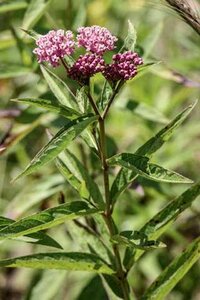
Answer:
108;153;192;184
112;231;166;250
126;182;200;268
41;65;77;109
0;1;27;14
22;0;53;30
7;174;64;217
143;22;163;59
21;28;40;40
56;150;104;208
0;201;99;239
13;115;98;180
124;20;137;52
0;64;32;79
141;238;200;300
135;101;197;157
110;168;137;204
110;102;196;202
0;252;114;274
12;97;80;119
126;100;169;124
0;216;62;249
77;275;109;300
99;80;113;111
26;270;66;300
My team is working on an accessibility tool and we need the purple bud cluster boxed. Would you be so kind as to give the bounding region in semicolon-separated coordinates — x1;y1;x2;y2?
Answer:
103;51;143;82
77;25;117;55
33;30;75;67
68;54;105;84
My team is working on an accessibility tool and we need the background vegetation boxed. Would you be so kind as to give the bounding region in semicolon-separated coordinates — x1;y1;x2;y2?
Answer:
0;0;199;299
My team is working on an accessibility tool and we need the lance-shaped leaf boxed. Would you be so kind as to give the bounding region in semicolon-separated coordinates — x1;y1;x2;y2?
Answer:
56;150;104;208
0;252;114;274
110;102;196;202
12;98;80;119
0;65;32;79
112;231;166;251
41;65;77;109
108;153;192;184
0;216;62;249
141;238;200;300
0;201;99;239
135;101;197;157
22;0;53;30
125;182;200;269
13;115;98;180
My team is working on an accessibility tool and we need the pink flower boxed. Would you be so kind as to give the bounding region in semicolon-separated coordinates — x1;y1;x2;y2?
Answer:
103;51;143;82
33;30;75;67
68;53;105;84
77;25;117;55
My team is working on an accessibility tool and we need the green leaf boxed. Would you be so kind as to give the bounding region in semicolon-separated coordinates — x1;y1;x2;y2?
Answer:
21;28;40;40
12;98;80;119
77;275;109;300
0;216;62;249
126;100;169;124
0;252;114;274
41;65;78;109
128;182;200;267
124;20;137;52
110;102;196;202
0;201;99;239
99;80;112;111
0;1;27;14
110;168;137;204
56;150;104;208
108;153;192;183
112;231;166;250
0;64;32;79
143;22;163;59
141;238;200;300
135;101;197;157
26;270;66;300
22;0;53;30
13;115;98;180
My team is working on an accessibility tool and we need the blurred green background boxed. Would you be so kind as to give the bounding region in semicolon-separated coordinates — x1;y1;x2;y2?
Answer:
0;0;200;299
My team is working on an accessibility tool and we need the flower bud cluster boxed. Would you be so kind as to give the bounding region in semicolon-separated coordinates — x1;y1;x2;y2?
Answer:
33;26;143;84
103;51;143;82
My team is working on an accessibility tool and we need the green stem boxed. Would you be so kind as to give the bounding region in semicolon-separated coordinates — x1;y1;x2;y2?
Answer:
99;117;131;300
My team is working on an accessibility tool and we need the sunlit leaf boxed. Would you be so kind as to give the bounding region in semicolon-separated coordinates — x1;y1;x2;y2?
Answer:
108;153;192;183
12;97;81;119
0;201;99;239
141;238;200;300
0;252;114;274
13;115;98;180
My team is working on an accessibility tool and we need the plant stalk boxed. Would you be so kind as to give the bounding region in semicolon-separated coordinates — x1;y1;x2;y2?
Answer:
98;117;131;300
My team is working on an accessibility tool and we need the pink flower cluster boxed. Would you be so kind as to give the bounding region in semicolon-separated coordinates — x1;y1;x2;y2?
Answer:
77;25;117;55
68;54;105;84
33;26;143;84
33;30;75;67
103;51;143;82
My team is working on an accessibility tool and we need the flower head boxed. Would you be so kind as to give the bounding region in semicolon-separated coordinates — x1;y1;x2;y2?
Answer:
77;25;117;55
103;51;143;82
68;53;105;85
33;30;75;67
